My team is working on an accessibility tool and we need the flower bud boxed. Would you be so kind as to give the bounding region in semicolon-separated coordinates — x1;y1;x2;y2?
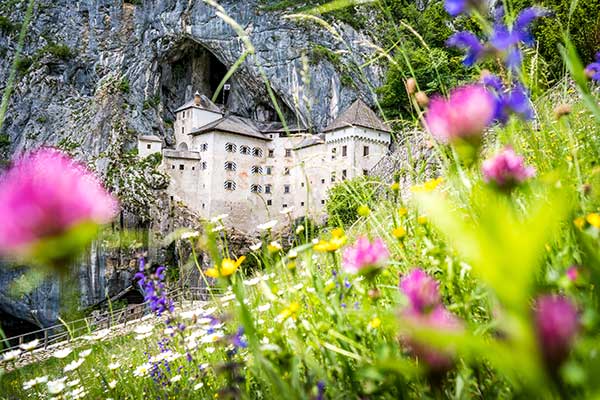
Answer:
406;78;417;95
415;91;429;107
553;103;572;120
534;295;578;369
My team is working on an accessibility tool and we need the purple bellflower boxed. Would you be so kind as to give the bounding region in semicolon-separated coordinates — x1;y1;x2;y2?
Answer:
481;74;534;124
585;52;600;81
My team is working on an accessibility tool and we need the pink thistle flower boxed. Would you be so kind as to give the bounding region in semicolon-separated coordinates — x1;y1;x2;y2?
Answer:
400;268;441;313
424;84;495;144
0;148;118;262
342;236;389;276
481;146;535;188
566;266;579;282
402;305;463;374
534;295;578;369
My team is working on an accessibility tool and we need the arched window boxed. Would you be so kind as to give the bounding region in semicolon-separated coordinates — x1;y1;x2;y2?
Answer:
200;162;207;170
252;147;263;157
250;184;263;193
224;161;237;171
178;142;188;151
240;145;250;155
251;165;263;175
225;143;236;153
224;180;236;191
199;143;208;151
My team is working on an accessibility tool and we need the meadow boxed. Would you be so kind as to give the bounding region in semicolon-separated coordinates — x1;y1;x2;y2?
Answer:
1;0;600;399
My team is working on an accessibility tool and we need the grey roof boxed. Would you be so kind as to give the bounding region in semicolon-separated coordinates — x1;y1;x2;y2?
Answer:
294;134;325;150
257;121;307;134
323;99;391;133
138;134;162;142
175;94;222;114
190;115;271;141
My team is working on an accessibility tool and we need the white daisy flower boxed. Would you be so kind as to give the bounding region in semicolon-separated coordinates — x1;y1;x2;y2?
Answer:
19;339;39;351
133;363;152;377
108;380;117;389
108;361;121;370
243;277;261;286
257;220;278;231
134;324;154;335
257;304;271;312
52;348;72;359
170;374;182;383
249;242;262;251
63;358;85;373
181;230;200;240
2;349;21;361
194;382;204;390
47;379;66;395
79;349;92;358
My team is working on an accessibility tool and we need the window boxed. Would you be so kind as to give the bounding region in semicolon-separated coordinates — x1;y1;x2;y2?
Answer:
179;164;184;170
342;170;347;180
363;169;369;176
282;204;288;208
301;201;305;206
285;149;292;157
181;127;185;134
224;180;236;191
172;165;175;170
331;147;337;159
200;162;207;170
284;167;290;176
321;200;325;205
199;143;208;151
147;144;151;149
330;172;336;182
342;145;347;157
224;161;237;171
240;145;250;155
267;200;272;206
192;166;195;171
363;145;369;156
265;184;272;194
202;203;205;209
321;179;325;184
268;149;274;158
225;142;237;153
252;147;263;157
266;166;272;175
284;185;290;194
251;184;263;193
251;165;263;175
301;182;304;187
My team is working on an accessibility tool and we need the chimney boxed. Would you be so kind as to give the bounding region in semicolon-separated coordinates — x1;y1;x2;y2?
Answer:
194;91;201;106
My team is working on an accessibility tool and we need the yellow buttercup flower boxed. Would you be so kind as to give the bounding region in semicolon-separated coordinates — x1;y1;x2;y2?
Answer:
314;228;347;252
398;207;408;217
390;182;400;192
417;216;428;225
392;227;406;239
205;256;246;278
278;301;300;321
368;317;381;329
357;205;371;217
586;213;600;228
573;216;586;230
411;177;443;193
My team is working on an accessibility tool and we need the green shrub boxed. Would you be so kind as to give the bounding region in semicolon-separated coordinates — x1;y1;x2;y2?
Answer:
15;57;32;75
44;43;73;60
326;176;380;227
119;77;130;93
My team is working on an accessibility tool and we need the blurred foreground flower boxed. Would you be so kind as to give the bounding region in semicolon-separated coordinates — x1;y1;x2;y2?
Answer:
482;146;535;189
534;295;579;370
424;85;494;145
342;236;389;277
206;256;246;278
0;148;118;269
400;268;441;313
444;0;484;17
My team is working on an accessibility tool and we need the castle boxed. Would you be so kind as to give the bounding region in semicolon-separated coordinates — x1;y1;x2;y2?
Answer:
138;92;392;234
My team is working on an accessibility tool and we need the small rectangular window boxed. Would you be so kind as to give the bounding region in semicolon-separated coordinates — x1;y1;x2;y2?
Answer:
172;165;175;169
363;146;369;156
265;185;272;194
331;172;335;182
284;185;290;194
181;127;184;134
202;203;205;209
342;145;347;157
268;149;274;158
363;169;368;176
321;179;325;184
179;164;184;170
266;166;272;175
282;204;288;208
301;182;304;187
301;201;305;206
285;149;292;157
267;200;272;206
342;170;347;180
321;200;325;205
284;168;290;176
147;144;151;149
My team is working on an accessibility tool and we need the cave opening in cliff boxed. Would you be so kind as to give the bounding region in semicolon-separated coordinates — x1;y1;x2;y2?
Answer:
0;309;42;346
160;40;230;120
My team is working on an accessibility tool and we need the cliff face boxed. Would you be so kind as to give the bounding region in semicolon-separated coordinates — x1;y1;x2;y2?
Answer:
0;0;383;330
